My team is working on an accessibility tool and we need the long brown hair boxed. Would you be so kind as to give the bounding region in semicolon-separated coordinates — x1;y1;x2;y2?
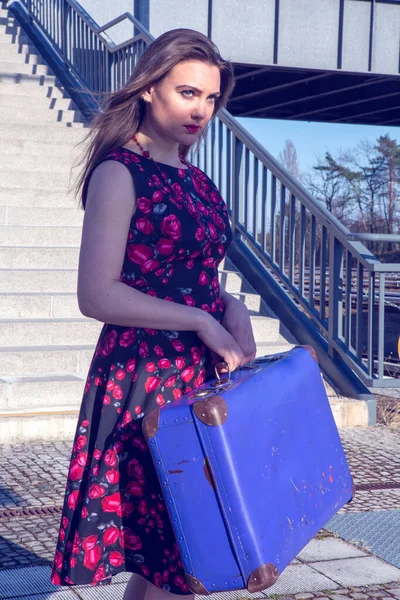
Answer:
75;28;235;207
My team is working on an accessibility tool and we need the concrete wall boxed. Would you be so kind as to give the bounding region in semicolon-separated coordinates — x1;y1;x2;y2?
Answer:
77;0;135;45
148;0;400;76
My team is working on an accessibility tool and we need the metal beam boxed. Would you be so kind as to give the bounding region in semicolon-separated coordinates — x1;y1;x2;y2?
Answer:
231;72;332;103
290;87;400;120
234;66;275;82
331;101;400;122
241;75;390;117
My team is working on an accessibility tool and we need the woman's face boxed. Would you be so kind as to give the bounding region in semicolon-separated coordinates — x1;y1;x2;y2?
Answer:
142;60;221;145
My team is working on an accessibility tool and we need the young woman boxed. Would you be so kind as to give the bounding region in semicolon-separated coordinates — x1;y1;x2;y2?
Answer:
51;28;256;600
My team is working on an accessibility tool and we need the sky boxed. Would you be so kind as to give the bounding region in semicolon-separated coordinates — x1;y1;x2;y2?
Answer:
237;117;400;177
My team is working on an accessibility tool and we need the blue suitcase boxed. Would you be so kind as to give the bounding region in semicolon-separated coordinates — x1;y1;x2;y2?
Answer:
142;345;353;595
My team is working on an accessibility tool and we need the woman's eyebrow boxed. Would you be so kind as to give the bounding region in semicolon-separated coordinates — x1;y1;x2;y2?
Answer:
175;85;221;95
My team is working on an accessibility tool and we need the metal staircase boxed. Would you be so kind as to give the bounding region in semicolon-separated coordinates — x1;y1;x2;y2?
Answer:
1;0;399;435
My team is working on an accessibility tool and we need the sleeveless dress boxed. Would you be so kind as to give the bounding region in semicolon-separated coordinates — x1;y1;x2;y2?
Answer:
51;147;233;592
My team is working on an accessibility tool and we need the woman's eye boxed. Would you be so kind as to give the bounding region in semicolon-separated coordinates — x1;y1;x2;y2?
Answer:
181;90;194;98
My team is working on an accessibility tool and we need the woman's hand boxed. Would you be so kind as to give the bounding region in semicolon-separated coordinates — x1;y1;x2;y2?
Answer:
221;294;257;365
196;313;245;372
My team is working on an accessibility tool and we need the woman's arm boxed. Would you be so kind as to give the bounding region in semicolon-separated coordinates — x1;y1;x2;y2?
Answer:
78;160;205;331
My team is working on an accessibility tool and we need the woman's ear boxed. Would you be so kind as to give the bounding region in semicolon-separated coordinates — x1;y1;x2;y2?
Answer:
141;88;153;103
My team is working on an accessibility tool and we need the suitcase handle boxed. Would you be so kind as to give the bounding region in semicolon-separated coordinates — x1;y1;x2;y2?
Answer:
214;353;285;382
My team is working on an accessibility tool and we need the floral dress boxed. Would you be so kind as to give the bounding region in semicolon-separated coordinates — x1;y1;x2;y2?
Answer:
51;147;233;592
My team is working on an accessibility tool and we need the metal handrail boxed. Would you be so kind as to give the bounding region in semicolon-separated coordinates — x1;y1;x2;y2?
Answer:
9;0;399;388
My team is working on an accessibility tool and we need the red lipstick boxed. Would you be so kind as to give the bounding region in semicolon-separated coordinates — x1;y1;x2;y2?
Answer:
185;125;200;133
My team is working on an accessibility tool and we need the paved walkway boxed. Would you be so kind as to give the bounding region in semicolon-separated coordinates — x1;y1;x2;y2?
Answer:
0;426;399;599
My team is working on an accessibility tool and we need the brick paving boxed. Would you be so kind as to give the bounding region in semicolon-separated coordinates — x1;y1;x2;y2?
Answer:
0;426;399;595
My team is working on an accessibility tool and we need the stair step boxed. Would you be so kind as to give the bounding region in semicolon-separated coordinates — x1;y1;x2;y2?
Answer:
0;169;72;190
0;292;80;318
218;269;254;293
0;269;78;292
0;245;72;270
0;409;79;441
0;206;83;226
0;373;85;410
0;344;93;376
0;71;58;88
0;59;53;76
0;23;24;35
0;104;83;124
0;317;102;346
0;80;67;99
2;151;81;172
0;225;82;246
0;93;74;109
0;188;77;208
0;44;45;62
0;314;279;347
0;124;86;144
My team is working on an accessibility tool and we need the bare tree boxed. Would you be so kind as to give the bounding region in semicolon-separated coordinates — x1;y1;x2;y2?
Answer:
278;139;300;179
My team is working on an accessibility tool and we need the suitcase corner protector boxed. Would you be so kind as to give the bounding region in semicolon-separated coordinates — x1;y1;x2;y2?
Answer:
142;408;160;440
192;395;228;426
185;573;209;595
295;344;319;363
247;563;279;593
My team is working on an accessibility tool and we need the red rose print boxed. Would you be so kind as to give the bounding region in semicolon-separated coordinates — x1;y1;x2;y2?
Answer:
126;358;136;372
94;377;102;386
88;484;106;499
184;294;196;306
154;345;164;357
139;341;149;358
141;258;160;274
186;259;194;269
194;368;206;388
106;380;114;391
104;449;118;467
137;500;148;516
181;366;195;383
103;394;111;405
112;385;123;400
172;340;184;352
158;358;171;369
154;572;162;587
156;393;165;406
74;435;87;451
100;330;117;357
114;440;124;454
118;501;135;518
92;465;100;476
127;244;154;265
105;469;120;484
59;529;65;542
121;528;142;550
135;405;142;415
152;190;163;203
136;217;154;235
54;550;63;570
68;459;84;481
101;492;122;513
161;215;181;241
156;238;175;255
93;565;107;583
198;271;210;286
120;328;136;347
70;557;77;568
175;357;185;370
103;525;119;546
164;375;177;388
62;516;68;529
201;303;211;312
121;410;132;427
211;275;219;290
82;419;89;427
126;481;144;497
127;459;145;483
195;225;206;241
191;347;201;364
81;507;89;518
202;257;215;267
51;572;61;585
145;376;162;393
145;362;157;373
137;196;152;213
173;388;183;400
83;545;102;571
76;451;88;467
141;565;150;576
82;535;98;551
109;551;125;567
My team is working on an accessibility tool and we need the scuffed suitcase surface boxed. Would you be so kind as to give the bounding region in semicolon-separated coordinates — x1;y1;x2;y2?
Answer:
142;347;353;595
